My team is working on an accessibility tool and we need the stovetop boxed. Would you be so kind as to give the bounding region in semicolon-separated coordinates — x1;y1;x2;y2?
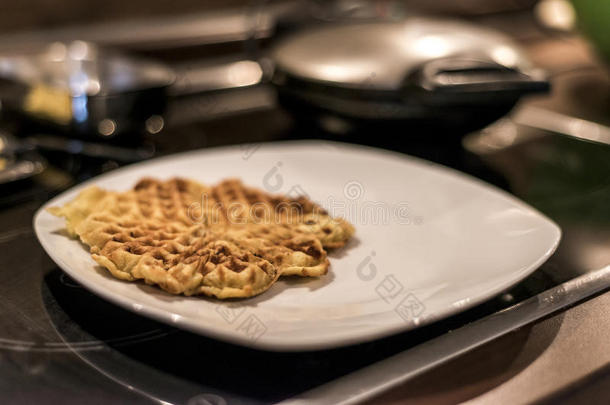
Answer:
2;9;610;404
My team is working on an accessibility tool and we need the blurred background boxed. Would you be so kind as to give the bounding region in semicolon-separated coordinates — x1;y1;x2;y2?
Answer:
0;1;540;32
2;0;609;247
2;1;610;404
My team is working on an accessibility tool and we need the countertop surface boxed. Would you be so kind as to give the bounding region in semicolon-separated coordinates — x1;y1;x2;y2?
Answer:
1;7;610;404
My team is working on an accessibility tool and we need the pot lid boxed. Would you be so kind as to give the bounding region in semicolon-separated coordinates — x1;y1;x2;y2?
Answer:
271;18;534;91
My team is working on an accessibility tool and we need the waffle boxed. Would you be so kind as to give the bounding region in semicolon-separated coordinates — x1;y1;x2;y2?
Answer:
220;225;330;277
49;177;353;299
85;221;281;299
176;178;355;248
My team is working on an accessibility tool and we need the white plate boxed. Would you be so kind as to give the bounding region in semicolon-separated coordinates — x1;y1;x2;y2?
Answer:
34;141;560;351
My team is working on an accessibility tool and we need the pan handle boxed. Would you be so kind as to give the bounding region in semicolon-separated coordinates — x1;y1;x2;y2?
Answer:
167;59;267;97
410;57;550;102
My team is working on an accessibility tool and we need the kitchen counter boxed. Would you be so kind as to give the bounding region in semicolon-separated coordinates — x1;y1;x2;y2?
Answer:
1;8;610;404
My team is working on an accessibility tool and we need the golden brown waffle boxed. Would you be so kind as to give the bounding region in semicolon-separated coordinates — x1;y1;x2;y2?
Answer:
220;225;330;277
86;222;280;299
130;177;354;248
49;177;354;299
169;178;355;248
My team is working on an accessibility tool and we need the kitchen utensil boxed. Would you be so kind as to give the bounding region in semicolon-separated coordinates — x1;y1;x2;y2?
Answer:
271;18;549;132
0;41;174;137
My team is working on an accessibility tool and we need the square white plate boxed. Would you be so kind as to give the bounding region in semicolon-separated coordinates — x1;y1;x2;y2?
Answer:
34;141;560;351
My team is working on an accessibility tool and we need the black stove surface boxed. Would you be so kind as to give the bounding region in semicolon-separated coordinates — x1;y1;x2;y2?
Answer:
3;97;610;404
2;23;610;404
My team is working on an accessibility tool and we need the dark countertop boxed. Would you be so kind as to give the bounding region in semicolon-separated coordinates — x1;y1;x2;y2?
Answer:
1;8;610;404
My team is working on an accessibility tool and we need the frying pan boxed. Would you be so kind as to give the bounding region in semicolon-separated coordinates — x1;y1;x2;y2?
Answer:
270;18;549;133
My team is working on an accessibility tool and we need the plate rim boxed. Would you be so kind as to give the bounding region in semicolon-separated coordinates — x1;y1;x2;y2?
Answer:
33;140;562;351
